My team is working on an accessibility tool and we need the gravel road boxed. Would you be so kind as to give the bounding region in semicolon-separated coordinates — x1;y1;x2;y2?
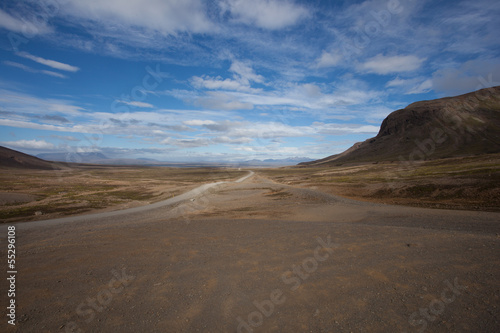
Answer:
1;171;499;332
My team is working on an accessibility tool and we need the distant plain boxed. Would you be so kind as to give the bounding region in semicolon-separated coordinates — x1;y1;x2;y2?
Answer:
0;166;246;222
2;152;498;223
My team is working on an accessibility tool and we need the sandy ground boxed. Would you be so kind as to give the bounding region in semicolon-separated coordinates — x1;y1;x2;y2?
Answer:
0;171;499;332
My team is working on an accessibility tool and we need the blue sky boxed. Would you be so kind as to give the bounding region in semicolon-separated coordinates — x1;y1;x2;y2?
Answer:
0;0;499;162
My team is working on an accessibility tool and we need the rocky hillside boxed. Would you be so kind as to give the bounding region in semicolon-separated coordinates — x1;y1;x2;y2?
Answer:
0;146;60;169
302;86;500;166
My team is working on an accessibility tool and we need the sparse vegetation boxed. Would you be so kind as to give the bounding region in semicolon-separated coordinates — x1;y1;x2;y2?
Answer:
259;153;500;211
265;189;293;199
0;166;246;222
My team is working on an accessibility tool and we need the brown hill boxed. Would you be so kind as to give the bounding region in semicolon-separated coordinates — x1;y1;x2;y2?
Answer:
0;146;60;170
302;86;500;166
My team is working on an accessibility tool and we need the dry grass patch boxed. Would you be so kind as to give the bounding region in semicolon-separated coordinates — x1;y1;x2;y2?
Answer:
0;165;246;222
258;153;500;211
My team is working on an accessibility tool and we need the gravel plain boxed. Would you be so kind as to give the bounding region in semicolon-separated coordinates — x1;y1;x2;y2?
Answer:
1;171;499;332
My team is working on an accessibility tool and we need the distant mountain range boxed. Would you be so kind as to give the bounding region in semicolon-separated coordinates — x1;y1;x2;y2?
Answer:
237;157;315;166
301;86;500;166
0;149;314;168
35;152;313;167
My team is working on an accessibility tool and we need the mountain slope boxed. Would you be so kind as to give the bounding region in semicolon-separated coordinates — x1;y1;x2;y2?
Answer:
302;86;500;166
0;146;60;170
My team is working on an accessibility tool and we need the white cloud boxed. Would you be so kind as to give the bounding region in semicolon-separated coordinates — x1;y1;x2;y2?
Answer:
184;119;314;142
314;123;380;135
170;79;378;113
221;0;309;30
226;85;376;110
407;79;433;94
17;52;80;72
0;9;28;33
160;133;252;148
1;115;186;138
0;9;53;34
361;105;396;124
440;1;500;55
59;0;215;35
432;58;500;95
51;135;80;142
233;146;255;152
296;83;322;98
184;120;217;126
0;89;84;116
315;51;342;68
116;100;154;108
213;136;252;144
201;120;242;132
0;118;94;134
191;76;244;91
40;70;67;79
385;77;408;87
194;91;254;111
0;87;378;159
1;139;55;150
385;77;433;94
191;59;264;92
229;60;265;84
360;54;426;74
229;143;342;161
160;137;211;148
189;120;312;140
230;122;311;139
3;61;67;78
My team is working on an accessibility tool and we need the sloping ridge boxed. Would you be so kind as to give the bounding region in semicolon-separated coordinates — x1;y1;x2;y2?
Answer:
302;86;500;166
0;146;60;170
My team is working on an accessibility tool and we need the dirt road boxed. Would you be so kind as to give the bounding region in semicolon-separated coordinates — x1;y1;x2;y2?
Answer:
1;171;499;332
